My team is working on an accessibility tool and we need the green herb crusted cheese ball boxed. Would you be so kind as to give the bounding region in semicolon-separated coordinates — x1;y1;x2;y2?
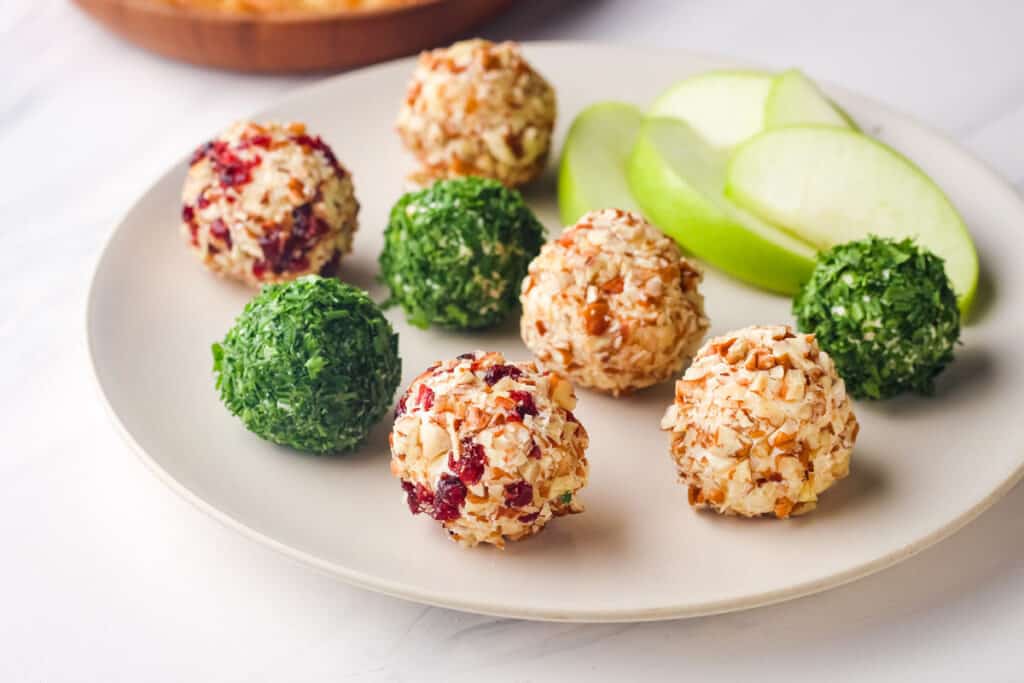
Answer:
793;236;960;400
212;275;401;454
380;177;545;329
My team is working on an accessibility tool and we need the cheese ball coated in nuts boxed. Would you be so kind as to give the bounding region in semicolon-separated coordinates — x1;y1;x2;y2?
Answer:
660;325;859;519
181;121;358;287
520;209;710;396
395;39;556;187
389;351;589;548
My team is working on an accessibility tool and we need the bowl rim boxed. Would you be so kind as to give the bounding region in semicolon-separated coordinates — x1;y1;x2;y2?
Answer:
96;0;454;23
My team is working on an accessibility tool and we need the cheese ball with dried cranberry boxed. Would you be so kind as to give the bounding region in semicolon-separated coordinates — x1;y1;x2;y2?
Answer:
661;326;859;519
389;351;589;548
181;121;358;287
520;209;709;396
396;39;556;187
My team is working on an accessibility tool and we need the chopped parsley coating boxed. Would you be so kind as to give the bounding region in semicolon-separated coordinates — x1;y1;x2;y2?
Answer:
794;236;960;400
379;177;545;329
213;275;401;454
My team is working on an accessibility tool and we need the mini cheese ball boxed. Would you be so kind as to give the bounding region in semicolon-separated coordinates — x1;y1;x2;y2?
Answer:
396;39;556;187
389;351;589;548
661;325;859;519
181;121;358;287
794;236;961;400
379;177;544;329
520;209;710;396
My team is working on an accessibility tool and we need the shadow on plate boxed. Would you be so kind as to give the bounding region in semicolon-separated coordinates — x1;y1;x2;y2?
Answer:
796;455;887;523
334;253;386;299
502;493;632;560
858;345;996;419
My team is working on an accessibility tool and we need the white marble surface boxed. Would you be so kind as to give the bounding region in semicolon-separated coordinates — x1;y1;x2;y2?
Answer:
3;1;1024;680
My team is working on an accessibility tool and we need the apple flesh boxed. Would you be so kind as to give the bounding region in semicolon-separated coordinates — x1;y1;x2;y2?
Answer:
649;71;774;149
558;101;643;225
764;69;856;130
726;126;978;311
627;116;817;295
649;69;854;150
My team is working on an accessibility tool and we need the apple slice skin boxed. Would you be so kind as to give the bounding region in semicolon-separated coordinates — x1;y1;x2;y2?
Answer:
628;117;816;295
725;126;978;312
558;101;643;225
649;70;774;149
764;69;857;130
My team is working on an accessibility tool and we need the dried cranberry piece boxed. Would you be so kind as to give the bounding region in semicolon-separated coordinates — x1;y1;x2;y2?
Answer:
258;231;282;270
197;192;210;209
417;384;435;410
209;218;232;249
252;260;268;279
256;200;323;276
247;134;272;149
509;390;538;419
182;204;198;246
395;394;408;418
401;480;434;516
292;134;346;177
433;474;466;521
450;438;487;485
290;200;325;242
217;151;260;188
415;484;432;512
518;512;540;524
483;364;523;386
192;139;261;188
400;480;419;514
291;203;314;239
504;481;534;508
528;442;542;459
189;140;214;166
319;251;341;277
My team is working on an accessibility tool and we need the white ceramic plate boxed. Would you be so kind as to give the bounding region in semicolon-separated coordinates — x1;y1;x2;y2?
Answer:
87;43;1024;622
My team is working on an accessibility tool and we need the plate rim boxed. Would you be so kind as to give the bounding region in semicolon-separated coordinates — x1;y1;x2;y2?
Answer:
85;41;1024;622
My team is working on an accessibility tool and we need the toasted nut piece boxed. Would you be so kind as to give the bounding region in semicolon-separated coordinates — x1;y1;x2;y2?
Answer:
583;300;611;335
549;373;577;411
774;497;795;518
419;421;450;460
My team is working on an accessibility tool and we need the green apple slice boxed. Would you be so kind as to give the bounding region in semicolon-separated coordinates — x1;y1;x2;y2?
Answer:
558;101;643;225
628;116;816;295
725;126;978;311
764;69;856;129
649;71;774;149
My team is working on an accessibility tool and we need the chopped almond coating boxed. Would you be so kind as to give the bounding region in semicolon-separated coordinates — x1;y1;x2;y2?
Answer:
390;351;589;548
661;325;858;518
395;39;556;187
520;209;709;396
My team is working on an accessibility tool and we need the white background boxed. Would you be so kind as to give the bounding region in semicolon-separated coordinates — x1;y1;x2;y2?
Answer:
3;1;1024;680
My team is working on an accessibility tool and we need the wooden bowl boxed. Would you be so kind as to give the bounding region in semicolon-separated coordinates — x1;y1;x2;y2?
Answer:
72;0;518;73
